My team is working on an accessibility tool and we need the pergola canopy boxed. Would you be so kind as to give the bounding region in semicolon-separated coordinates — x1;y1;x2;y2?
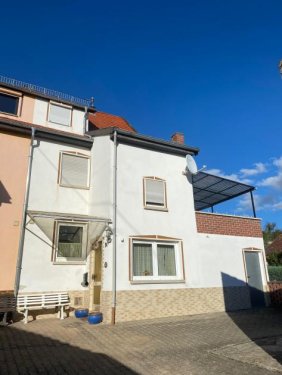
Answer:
192;172;255;211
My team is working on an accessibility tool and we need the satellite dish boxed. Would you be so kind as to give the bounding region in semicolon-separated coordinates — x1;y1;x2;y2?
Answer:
185;155;198;175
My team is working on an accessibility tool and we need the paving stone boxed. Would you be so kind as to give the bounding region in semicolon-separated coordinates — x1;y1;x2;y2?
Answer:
0;308;282;374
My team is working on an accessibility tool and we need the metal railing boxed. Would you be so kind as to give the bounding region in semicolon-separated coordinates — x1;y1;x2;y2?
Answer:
0;75;93;107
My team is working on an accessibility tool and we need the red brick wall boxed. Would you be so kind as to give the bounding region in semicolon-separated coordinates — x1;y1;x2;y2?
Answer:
195;212;262;237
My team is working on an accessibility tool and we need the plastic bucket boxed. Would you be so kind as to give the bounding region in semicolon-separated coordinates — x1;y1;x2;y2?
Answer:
88;312;103;324
75;308;89;318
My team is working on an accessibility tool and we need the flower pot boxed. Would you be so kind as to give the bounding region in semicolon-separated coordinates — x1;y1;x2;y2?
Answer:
88;312;103;324
75;308;89;318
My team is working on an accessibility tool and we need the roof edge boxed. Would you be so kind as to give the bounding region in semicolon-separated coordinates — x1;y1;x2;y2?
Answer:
0;118;93;149
87;127;199;156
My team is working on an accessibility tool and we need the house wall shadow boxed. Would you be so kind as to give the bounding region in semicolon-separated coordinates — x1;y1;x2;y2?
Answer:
221;271;282;366
0;324;138;374
0;180;12;205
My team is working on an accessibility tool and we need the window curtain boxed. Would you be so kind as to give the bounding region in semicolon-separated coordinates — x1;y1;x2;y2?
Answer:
58;243;82;258
133;244;153;276
157;245;176;276
58;225;83;258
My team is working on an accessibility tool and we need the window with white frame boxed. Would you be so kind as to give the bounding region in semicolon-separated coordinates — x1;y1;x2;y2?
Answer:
59;152;90;189
48;102;72;126
54;222;88;263
0;92;21;115
143;177;167;209
131;238;183;281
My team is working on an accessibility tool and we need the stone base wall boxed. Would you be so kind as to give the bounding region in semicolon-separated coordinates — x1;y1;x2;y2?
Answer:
100;286;251;324
68;290;90;309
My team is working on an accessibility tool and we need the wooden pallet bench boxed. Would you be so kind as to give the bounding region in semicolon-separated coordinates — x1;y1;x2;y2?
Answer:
0;292;16;326
17;292;70;324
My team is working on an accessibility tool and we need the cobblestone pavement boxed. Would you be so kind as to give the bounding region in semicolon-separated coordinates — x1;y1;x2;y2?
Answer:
1;308;282;374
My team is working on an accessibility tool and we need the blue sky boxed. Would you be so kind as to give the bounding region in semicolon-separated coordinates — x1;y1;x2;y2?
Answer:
1;0;282;228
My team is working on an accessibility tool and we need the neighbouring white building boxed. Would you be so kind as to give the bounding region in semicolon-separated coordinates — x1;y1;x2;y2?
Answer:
0;76;268;324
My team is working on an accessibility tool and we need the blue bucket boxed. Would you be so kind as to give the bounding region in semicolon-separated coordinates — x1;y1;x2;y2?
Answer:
75;308;89;318
88;312;103;324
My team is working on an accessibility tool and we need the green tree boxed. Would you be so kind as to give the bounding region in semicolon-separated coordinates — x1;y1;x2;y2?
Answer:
263;222;282;247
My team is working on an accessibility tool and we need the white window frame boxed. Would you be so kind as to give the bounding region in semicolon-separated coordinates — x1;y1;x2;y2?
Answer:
143;177;167;211
130;238;184;282
53;221;88;264
48;101;72;127
58;151;91;189
0;90;22;116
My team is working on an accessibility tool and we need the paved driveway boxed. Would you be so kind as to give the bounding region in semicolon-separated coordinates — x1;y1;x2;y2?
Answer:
1;308;282;374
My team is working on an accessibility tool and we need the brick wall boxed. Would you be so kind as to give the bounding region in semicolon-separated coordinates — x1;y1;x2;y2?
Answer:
100;286;251;324
195;212;262;237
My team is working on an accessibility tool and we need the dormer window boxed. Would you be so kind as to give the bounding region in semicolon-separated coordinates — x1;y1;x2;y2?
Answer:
48;102;72;126
0;92;20;116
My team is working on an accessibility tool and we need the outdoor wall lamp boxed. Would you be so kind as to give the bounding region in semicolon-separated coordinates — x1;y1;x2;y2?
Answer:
105;225;113;245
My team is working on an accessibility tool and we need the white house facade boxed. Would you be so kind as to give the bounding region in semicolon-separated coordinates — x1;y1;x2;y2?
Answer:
0;76;268;324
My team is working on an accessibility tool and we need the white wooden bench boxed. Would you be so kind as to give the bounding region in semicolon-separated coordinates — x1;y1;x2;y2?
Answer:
0;293;16;326
17;292;70;324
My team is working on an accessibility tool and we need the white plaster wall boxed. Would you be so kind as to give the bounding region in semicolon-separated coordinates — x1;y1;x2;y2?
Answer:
191;234;266;288
33;98;48;126
72;109;85;134
103;142;198;291
20;140;91;292
28;141;90;213
89;136;113;218
100;141;267;293
33;98;85;135
20;224;89;292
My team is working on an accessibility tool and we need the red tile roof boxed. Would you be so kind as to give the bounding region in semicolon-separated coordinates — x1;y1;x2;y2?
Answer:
266;234;282;254
88;112;136;133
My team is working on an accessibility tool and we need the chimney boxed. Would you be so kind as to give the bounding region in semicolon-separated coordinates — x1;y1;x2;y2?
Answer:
171;132;184;144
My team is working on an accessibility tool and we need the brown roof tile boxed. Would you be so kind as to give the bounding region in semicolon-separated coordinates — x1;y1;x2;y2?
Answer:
88;112;136;133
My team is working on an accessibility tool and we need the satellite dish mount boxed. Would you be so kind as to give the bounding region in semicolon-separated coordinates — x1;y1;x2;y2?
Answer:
183;155;206;176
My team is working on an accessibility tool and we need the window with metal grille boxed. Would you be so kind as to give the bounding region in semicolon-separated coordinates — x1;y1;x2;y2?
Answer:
59;152;90;189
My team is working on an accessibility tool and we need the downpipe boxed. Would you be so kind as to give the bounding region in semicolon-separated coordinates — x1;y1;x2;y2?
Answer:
111;130;117;325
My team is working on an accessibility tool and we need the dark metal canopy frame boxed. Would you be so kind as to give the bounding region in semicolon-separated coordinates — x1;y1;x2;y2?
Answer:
192;172;256;217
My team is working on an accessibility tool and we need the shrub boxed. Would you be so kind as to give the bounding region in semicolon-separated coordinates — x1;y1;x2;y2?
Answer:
266;252;282;266
268;266;282;281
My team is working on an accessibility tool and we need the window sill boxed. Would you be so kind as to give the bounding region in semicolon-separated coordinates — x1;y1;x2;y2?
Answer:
130;279;185;285
144;206;168;212
0;110;19;117
59;184;90;190
48;120;72;127
53;261;86;265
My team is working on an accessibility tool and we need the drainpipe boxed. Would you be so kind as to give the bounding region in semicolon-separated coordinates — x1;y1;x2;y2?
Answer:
111;130;117;324
14;127;36;296
84;106;88;134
